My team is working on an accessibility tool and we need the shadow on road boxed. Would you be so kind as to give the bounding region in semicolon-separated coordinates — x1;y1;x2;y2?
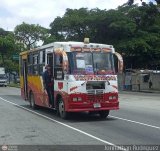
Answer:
19;104;117;123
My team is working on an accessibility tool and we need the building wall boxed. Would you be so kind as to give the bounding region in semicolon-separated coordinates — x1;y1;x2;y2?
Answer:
120;72;160;91
151;73;160;90
117;73;124;91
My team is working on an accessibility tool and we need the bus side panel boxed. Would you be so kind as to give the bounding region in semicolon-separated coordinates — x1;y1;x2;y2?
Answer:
54;80;69;109
20;75;25;100
27;76;49;107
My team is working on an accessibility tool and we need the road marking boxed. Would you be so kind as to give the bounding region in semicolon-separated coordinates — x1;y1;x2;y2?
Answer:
109;115;160;130
0;97;126;151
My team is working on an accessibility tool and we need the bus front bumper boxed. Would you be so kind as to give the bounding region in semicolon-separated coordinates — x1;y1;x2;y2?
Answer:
66;101;119;112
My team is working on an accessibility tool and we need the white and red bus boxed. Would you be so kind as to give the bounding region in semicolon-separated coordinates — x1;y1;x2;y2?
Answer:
20;39;123;119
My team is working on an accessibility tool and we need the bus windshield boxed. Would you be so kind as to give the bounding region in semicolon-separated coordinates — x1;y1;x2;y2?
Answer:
67;52;115;75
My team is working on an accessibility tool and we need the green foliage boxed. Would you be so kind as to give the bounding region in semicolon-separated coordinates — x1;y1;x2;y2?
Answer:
1;1;160;71
8;83;20;88
127;0;160;5
43;35;57;45
49;3;160;69
155;0;160;4
50;8;107;41
0;33;15;64
14;22;49;50
0;29;21;74
0;28;8;36
1;60;19;73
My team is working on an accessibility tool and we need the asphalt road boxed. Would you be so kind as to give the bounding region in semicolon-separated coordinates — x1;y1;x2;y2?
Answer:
0;87;160;151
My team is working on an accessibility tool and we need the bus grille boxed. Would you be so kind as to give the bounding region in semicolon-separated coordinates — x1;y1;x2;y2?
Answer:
86;90;104;102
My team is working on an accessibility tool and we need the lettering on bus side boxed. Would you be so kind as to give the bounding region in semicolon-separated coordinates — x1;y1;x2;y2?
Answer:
74;75;116;81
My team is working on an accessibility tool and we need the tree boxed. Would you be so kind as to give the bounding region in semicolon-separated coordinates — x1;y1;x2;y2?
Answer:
43;35;57;45
49;3;160;69
14;22;49;50
3;60;19;73
127;0;160;5
0;28;8;36
0;33;15;64
50;8;98;41
155;0;160;4
116;3;160;69
0;28;23;75
127;0;134;6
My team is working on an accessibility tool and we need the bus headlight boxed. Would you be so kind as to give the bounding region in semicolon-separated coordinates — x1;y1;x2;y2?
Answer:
109;96;117;100
109;96;113;100
73;97;82;102
73;98;77;102
112;96;117;99
78;97;82;101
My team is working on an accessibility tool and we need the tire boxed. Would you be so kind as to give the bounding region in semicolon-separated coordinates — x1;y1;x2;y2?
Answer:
88;111;98;115
99;110;110;119
58;98;69;119
30;92;38;109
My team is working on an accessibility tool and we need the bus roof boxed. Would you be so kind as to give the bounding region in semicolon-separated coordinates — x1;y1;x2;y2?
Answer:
20;41;115;55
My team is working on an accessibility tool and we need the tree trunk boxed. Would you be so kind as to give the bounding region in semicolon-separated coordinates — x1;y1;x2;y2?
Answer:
1;53;5;65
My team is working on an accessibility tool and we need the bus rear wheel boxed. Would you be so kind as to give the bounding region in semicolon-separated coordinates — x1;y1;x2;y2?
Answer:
30;92;38;109
58;98;69;119
99;110;109;119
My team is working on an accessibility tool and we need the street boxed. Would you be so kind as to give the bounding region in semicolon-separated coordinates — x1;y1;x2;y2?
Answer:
0;87;160;151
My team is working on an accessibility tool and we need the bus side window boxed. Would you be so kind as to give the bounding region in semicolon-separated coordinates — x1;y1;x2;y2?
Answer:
54;54;64;80
46;53;54;76
39;50;46;75
28;54;33;75
33;53;39;75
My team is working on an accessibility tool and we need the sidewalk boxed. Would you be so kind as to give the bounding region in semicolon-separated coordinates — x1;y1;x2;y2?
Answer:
120;89;160;94
137;89;160;94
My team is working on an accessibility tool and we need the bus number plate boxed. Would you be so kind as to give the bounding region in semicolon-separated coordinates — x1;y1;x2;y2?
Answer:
93;103;101;108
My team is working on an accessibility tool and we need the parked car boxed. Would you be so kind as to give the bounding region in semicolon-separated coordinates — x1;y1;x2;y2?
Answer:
0;74;8;87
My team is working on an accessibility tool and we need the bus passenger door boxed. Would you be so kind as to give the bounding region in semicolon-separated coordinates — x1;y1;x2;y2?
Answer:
54;54;64;80
47;53;54;75
22;59;28;100
46;53;54;106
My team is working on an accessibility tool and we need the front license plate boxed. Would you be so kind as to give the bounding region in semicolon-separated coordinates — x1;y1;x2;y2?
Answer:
93;103;101;108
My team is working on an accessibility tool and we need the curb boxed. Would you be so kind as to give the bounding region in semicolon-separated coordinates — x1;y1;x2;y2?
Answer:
119;90;160;94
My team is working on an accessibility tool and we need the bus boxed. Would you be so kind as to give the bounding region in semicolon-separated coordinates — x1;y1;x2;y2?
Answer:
19;39;123;119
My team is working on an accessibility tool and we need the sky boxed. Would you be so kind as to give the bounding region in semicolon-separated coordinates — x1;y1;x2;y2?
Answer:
0;0;154;31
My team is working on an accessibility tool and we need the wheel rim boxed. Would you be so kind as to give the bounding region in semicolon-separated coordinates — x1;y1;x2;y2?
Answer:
59;100;65;117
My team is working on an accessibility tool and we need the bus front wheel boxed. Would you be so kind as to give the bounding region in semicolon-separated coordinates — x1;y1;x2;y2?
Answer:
58;98;69;119
99;110;110;119
30;92;38;109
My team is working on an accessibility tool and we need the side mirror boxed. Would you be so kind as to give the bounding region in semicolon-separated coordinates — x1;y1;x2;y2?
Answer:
114;52;123;74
